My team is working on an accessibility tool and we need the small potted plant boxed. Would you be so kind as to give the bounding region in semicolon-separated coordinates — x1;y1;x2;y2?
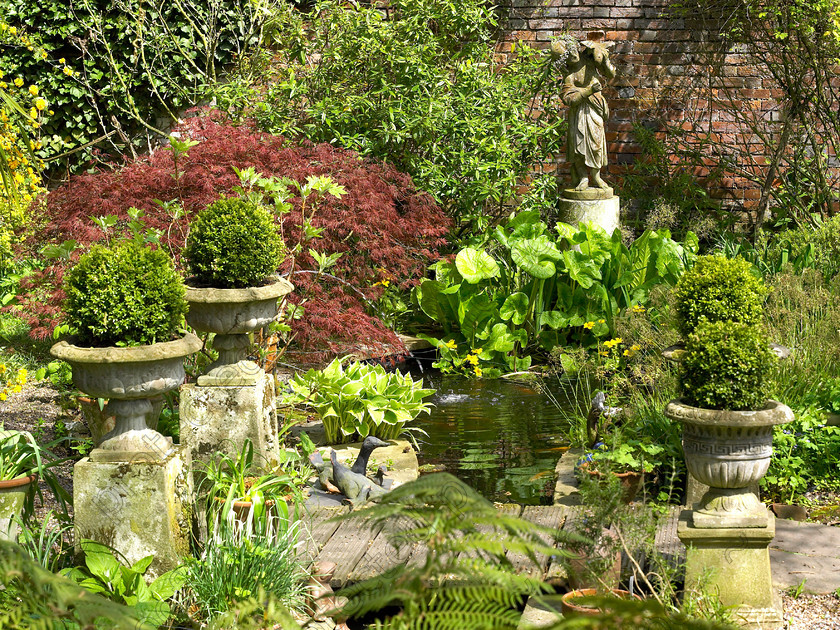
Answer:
182;196;293;385
0;429;69;540
200;439;305;534
51;239;201;458
581;438;664;504
664;319;793;527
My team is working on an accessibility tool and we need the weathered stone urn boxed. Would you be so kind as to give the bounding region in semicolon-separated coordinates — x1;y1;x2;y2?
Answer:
664;399;794;528
51;333;202;460
185;276;293;386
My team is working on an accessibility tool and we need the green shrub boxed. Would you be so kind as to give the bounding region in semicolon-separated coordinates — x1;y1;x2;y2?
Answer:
283;359;435;444
0;0;274;173
680;320;775;410
184;197;283;289
64;240;187;347
219;0;565;232
768;214;840;281
673;254;767;338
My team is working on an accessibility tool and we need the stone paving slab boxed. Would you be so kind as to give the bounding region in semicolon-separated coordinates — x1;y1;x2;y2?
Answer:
770;519;840;594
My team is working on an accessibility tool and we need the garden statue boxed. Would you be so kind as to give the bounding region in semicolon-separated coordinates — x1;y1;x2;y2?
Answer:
551;37;616;200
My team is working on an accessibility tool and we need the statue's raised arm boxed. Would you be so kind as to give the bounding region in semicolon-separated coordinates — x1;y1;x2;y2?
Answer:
551;38;616;197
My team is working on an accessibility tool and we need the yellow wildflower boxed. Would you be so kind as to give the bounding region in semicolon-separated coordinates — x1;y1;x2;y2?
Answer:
583;321;594;330
445;339;457;350
28;84;38;96
0;393;6;401
59;57;66;64
599;351;609;357
474;366;482;377
466;354;479;366
631;304;646;314
623;349;632;357
29;107;38;119
34;97;46;111
14;77;23;87
598;319;605;324
8;26;16;35
631;344;641;352
63;66;73;77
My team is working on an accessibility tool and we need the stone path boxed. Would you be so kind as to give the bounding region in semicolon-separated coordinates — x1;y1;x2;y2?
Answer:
770;519;840;595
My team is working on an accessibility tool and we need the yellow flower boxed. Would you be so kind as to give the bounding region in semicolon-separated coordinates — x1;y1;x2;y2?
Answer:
63;66;73;77
631;304;646;314
631;344;641;352
28;84;38;96
29;107;38;119
598;319;605;324
445;339;457;350
474;366;482;377
0;393;6;402
623;349;632;357
14;77;23;87
381;279;390;288
583;321;594;330
8;26;17;35
466;354;479;366
59;57;66;64
34;98;47;111
599;351;609;357
613;337;623;344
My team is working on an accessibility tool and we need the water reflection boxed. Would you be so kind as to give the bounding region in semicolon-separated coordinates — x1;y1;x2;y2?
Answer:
414;372;572;504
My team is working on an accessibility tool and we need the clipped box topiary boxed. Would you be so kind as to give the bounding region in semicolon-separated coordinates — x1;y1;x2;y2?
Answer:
51;239;201;458
182;196;293;385
679;320;775;411
673;254;767;338
184;196;284;289
64;240;188;347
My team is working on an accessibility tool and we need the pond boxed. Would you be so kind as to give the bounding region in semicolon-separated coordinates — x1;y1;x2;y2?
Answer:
412;370;573;505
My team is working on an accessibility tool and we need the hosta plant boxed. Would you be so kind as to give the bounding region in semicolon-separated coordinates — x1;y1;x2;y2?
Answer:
283;359;435;444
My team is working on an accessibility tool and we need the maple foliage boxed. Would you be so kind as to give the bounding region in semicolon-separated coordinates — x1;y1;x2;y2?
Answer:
17;111;451;359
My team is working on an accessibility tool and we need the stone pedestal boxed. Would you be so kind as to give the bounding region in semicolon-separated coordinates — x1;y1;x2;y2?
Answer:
685;474;759;510
73;448;193;579
678;509;782;628
556;194;620;235
180;368;280;471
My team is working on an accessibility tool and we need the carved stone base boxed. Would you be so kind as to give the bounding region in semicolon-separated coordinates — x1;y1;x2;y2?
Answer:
180;368;280;472
555;195;619;236
678;510;782;629
73;448;193;580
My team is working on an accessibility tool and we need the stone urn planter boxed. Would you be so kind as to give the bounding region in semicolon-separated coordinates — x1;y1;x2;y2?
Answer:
664;399;794;528
185;276;293;386
51;333;202;460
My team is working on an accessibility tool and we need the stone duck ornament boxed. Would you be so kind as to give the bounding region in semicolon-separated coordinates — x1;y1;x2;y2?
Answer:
329;449;387;506
350;436;390;475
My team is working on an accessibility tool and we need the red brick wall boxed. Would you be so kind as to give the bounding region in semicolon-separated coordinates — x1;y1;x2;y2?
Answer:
497;0;780;216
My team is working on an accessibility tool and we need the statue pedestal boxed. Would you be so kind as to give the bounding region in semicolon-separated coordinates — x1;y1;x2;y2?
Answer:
180;368;280;472
73;448;193;580
556;194;620;236
678;509;782;628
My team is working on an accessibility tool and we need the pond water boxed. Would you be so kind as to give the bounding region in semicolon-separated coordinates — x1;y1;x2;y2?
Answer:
412;370;573;505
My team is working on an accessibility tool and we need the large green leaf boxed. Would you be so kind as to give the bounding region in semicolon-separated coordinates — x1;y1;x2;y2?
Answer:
81;541;121;585
511;236;560;279
560;250;601;288
500;292;529;325
483;323;517;352
455;247;500;284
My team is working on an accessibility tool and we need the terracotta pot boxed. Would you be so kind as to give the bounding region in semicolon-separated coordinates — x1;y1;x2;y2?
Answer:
664;398;794;528
184;276;293;384
579;462;643;504
560;588;643;616
51;333;201;459
0;474;37;541
566;531;621;590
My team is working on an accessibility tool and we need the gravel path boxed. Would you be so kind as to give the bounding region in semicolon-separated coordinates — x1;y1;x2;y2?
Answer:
782;592;840;629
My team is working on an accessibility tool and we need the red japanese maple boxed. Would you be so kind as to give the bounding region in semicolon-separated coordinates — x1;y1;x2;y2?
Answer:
18;110;451;360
